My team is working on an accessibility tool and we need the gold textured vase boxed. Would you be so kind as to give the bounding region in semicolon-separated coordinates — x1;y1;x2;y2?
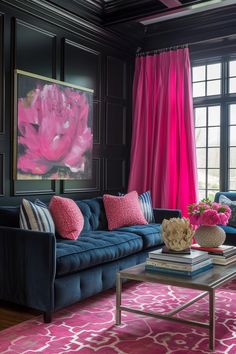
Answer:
194;225;226;247
162;218;194;251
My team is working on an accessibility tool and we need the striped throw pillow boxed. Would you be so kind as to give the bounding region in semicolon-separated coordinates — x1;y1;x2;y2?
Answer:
20;199;55;234
119;191;155;223
138;191;155;223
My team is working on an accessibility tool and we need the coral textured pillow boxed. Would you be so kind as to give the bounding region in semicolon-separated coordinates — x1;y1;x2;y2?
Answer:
49;196;84;240
103;191;148;230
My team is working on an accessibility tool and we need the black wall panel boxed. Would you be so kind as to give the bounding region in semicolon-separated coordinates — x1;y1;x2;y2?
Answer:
63;39;101;99
104;158;126;191
15;19;56;78
13;180;56;196
105;102;126;146
0;153;5;196
107;56;126;99
0;1;132;204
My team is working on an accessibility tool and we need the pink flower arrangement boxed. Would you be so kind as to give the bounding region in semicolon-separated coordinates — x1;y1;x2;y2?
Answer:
188;199;231;226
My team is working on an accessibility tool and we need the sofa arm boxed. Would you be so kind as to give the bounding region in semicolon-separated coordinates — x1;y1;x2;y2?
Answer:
0;226;56;313
153;208;182;224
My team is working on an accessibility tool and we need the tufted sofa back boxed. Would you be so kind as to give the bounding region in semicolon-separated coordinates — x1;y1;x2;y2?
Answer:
75;197;108;231
0;197;108;231
0;206;20;227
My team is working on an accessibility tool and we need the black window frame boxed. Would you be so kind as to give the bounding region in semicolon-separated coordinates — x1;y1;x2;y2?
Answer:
192;53;236;199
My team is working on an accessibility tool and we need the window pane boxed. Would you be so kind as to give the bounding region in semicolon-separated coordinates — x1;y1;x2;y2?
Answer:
208;127;220;147
198;190;206;201
195;128;206;147
207;80;221;95
207;63;221;80
207;190;217;201
208;106;220;126
193;82;205;97
229;77;236;93
229;147;236;168
207;169;220;189
229;60;236;77
208;148;220;168
230;126;236;146
195;107;206;127
196;148;206;168
229;169;236;190
230;104;236;125
198;169;206;189
192;66;205;82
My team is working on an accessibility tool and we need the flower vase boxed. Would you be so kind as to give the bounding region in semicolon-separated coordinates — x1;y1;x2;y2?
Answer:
194;225;226;248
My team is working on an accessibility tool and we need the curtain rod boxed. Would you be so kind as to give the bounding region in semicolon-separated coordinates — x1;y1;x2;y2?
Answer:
136;44;188;57
136;33;236;57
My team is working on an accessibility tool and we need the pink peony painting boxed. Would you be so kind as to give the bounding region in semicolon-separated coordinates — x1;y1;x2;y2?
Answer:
14;70;93;180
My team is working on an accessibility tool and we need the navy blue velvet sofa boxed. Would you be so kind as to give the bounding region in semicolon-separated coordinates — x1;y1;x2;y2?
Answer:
215;192;236;246
0;196;181;323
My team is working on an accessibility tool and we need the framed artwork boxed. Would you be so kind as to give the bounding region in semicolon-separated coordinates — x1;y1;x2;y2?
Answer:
14;70;93;180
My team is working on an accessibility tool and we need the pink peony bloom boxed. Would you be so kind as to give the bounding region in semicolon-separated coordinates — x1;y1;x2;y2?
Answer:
211;202;221;210
188;199;231;227
17;83;93;179
200;209;220;226
217;213;228;225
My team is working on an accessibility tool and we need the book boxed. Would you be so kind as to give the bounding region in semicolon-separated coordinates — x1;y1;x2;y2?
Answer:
161;245;191;255
146;257;212;272
191;243;235;254
191;243;236;257
148;248;209;264
209;249;236;258
209;254;236;265
145;263;213;277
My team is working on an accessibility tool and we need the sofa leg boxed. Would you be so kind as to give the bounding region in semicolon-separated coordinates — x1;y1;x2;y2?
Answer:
43;311;52;323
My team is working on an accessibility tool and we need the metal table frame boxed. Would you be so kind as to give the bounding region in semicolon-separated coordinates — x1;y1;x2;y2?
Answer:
116;264;236;351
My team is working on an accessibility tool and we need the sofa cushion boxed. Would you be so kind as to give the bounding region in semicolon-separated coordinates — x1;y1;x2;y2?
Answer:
56;230;143;276
115;224;163;249
76;197;108;232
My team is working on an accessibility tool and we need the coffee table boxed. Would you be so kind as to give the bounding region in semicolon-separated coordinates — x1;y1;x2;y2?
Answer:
116;262;236;351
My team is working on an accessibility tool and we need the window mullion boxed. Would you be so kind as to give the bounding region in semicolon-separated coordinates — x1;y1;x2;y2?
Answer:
220;101;228;191
220;59;228;191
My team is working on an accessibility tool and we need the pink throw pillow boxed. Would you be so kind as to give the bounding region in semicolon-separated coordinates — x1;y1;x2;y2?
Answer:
49;196;84;240
103;191;148;230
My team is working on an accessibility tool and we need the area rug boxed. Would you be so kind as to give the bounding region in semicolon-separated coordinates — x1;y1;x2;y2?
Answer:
1;280;236;354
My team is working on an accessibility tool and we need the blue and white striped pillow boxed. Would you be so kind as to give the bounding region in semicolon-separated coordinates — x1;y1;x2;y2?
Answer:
138;191;155;223
119;191;154;223
20;199;55;234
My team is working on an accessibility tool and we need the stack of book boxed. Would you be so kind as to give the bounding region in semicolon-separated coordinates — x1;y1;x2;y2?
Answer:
191;243;236;265
146;246;213;277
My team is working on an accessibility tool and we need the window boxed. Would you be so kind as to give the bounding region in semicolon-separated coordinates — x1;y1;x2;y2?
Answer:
192;58;236;200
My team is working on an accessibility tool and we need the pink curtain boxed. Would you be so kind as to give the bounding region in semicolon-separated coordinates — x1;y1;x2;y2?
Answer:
128;48;198;216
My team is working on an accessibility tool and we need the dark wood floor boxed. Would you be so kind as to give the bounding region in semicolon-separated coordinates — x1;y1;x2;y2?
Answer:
0;301;40;331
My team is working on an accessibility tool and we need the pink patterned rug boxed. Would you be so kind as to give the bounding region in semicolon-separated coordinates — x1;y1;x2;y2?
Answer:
1;280;236;353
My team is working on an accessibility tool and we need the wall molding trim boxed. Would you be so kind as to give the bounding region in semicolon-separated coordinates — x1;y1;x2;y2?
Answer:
1;0;137;53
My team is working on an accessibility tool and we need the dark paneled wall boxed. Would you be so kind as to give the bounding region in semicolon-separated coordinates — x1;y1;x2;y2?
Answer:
0;0;133;204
